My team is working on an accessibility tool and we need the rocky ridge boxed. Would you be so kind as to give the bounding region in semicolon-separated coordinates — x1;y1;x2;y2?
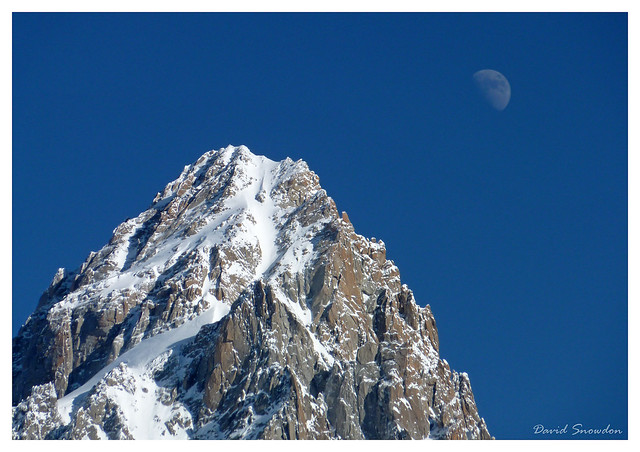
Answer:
12;145;491;439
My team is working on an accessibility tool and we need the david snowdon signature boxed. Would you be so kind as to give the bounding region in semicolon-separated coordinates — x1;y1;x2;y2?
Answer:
533;423;623;436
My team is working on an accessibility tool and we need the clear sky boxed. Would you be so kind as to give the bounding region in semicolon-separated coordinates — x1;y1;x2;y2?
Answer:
12;13;627;439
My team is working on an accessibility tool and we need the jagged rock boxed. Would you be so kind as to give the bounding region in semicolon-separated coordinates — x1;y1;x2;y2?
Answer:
12;382;63;439
13;145;491;439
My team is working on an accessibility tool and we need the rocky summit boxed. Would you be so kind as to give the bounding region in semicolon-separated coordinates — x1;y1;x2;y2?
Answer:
12;145;491;440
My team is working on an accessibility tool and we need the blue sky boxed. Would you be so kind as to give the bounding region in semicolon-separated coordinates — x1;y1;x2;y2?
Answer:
12;13;627;439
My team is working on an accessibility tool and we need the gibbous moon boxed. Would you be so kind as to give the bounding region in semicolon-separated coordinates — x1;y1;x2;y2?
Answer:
473;69;511;111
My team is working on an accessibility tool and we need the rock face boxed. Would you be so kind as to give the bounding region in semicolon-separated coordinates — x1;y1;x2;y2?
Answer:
12;145;491;440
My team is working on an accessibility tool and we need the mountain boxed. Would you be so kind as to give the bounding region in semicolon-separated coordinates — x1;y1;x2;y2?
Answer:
12;145;492;440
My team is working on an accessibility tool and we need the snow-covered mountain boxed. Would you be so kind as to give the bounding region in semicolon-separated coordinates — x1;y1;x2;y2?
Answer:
12;145;491;440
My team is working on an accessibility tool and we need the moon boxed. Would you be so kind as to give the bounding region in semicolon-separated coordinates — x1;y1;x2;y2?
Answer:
473;69;511;111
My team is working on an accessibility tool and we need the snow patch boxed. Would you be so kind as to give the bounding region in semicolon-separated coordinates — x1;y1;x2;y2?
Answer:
57;300;229;424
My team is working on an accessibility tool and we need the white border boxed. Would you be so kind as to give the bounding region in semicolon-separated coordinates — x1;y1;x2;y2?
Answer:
3;3;634;450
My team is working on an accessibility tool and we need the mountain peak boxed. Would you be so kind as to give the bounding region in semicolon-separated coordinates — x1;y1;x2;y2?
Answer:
13;146;491;440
